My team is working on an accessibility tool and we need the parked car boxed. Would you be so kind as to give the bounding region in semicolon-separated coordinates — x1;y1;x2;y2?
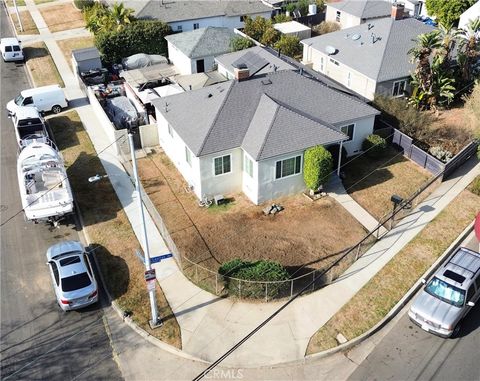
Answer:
46;241;98;311
7;85;68;115
105;96;140;129
11;106;49;147
0;37;24;62
408;246;480;337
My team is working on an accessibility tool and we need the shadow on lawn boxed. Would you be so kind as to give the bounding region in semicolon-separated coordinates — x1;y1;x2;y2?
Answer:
23;46;49;60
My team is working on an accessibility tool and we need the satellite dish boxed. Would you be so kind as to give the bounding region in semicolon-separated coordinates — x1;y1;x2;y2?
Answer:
351;33;361;41
325;45;337;55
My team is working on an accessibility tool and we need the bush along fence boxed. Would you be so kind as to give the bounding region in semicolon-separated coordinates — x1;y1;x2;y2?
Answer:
117;143;462;302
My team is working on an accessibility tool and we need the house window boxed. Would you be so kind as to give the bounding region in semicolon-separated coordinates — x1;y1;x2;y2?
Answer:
167;123;173;137
185;146;192;166
392;80;407;97
347;72;351;87
336;11;341;22
275;156;302;179
214;155;231;176
177;25;183;32
193;23;200;30
240;15;246;22
340;123;354;141
243;154;253;177
329;58;339;66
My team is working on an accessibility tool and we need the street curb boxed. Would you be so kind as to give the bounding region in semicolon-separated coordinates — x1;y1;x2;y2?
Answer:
302;220;476;363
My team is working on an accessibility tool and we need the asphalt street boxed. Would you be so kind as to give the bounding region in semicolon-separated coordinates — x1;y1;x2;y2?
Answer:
349;234;480;381
0;5;122;380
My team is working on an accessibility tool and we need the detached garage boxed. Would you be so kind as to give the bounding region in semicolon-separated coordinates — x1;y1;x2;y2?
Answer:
72;47;102;73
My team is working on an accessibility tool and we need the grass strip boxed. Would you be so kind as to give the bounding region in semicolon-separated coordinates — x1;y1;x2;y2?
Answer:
49;111;181;347
11;10;38;34
24;41;64;87
306;179;480;354
56;36;94;69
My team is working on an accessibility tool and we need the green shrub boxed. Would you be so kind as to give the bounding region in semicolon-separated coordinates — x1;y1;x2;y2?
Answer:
73;0;94;10
229;36;254;52
219;259;290;299
362;134;387;157
304;145;333;191
274;34;301;57
471;176;480;196
313;21;341;35
95;20;171;65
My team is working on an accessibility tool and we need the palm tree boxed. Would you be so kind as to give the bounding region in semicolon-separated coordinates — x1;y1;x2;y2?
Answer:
110;2;135;30
408;31;442;93
457;17;480;82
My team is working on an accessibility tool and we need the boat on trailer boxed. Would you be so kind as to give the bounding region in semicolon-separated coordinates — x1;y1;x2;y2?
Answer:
17;139;74;225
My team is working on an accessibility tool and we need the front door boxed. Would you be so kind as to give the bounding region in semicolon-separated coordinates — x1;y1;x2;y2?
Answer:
196;59;205;73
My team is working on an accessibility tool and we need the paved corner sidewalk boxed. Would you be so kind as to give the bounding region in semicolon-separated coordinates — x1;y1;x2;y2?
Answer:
17;0;480;370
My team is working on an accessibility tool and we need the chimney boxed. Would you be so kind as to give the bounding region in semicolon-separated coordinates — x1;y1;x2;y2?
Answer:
234;67;250;81
391;2;404;20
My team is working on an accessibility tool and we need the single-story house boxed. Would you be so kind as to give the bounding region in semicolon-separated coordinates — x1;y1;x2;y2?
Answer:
325;0;393;29
215;45;296;80
273;21;311;40
174;71;228;91
151;70;379;205
166;27;236;75
458;1;480;29
109;0;272;33
301;15;434;100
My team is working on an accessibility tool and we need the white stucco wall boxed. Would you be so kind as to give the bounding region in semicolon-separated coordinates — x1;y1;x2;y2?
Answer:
459;1;480;29
256;151;306;205
334;115;376;156
241;151;258;203
302;45;377;100
156;108;203;196
199;148;243;198
167;41;194;75
325;6;360;29
167;11;272;33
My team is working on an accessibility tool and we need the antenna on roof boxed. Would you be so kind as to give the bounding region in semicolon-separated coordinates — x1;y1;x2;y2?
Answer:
164;102;169;112
367;23;373;30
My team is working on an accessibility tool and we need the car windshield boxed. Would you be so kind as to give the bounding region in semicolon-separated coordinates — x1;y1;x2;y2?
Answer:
13;45;20;51
61;272;91;292
15;94;24;106
425;277;465;307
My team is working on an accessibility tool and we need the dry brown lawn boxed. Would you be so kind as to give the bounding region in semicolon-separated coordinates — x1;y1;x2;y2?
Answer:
24;42;64;87
56;36;94;69
306;184;480;354
137;150;368;279
39;3;85;32
343;146;433;221
11;10;38;34
49;112;181;347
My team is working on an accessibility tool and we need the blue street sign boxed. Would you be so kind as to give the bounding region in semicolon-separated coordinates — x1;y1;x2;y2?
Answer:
150;253;173;264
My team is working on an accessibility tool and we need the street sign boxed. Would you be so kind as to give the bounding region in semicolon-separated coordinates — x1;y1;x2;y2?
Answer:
146;279;156;292
150;253;173;264
144;269;156;281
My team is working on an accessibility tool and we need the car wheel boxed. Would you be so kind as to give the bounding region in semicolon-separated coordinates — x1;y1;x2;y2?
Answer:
51;105;62;114
451;323;461;338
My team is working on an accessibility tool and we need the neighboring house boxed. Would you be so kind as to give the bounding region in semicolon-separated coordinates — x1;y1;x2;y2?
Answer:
273;21;312;40
166;27;236;75
215;45;296;80
325;0;393;29
459;1;480;29
111;0;272;32
151;70;379;205
301;14;434;100
389;0;428;18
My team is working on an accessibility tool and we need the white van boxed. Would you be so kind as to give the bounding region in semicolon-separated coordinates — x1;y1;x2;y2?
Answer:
0;38;24;62
7;85;68;115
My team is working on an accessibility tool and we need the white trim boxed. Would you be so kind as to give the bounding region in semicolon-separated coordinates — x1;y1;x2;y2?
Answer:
167;123;173;137
212;154;232;176
274;155;302;180
340;123;355;142
185;146;192;166
392;79;407;97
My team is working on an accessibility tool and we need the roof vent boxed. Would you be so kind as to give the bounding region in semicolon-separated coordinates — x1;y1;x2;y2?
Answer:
207;93;213;98
261;79;272;85
325;45;337;55
351;34;361;41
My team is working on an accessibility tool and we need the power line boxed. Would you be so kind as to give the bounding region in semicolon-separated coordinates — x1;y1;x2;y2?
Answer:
0;133;127;228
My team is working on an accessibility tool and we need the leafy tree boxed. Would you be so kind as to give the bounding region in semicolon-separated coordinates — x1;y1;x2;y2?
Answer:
303;145;332;192
285;3;296;14
243;16;270;41
110;2;135;30
260;26;280;46
426;0;476;28
73;0;94;10
457;17;480;82
274;34;301;57
95;20;171;65
273;13;292;23
84;1;134;33
84;2;111;34
297;0;310;16
229;36;254;52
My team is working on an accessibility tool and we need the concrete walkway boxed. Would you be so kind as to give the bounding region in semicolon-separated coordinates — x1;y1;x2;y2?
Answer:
14;0;480;369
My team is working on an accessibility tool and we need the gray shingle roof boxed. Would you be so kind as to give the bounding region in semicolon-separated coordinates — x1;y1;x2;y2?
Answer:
72;47;100;62
327;0;392;19
301;18;434;82
116;0;272;23
165;27;235;58
152;70;380;159
215;46;296;77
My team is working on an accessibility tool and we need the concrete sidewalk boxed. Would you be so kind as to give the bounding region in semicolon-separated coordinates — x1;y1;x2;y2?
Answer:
17;0;480;370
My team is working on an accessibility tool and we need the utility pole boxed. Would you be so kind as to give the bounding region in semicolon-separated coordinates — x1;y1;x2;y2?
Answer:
13;0;24;32
127;127;162;328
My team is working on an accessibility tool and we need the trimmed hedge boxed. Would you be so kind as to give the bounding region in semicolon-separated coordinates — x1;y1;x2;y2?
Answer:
74;0;94;10
471;176;480;196
362;134;387;157
304;145;333;191
219;259;290;299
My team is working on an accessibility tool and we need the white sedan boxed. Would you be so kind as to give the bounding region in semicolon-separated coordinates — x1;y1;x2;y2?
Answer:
0;37;24;62
46;241;98;311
